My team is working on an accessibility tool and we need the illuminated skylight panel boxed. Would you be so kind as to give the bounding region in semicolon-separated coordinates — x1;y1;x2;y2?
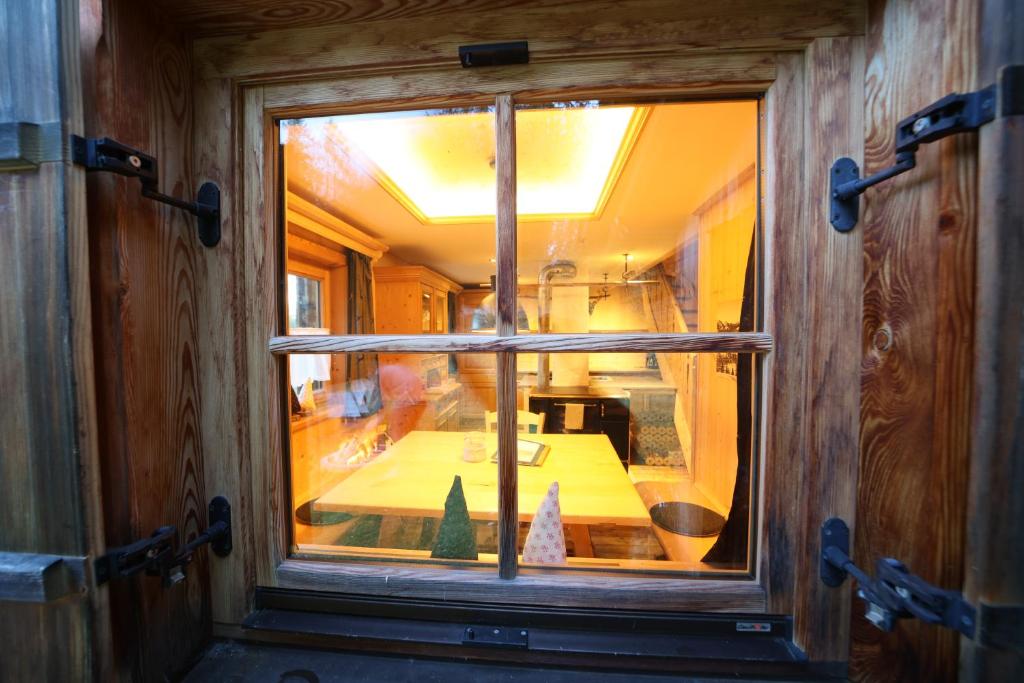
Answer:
516;106;638;217
332;111;496;220
329;106;644;223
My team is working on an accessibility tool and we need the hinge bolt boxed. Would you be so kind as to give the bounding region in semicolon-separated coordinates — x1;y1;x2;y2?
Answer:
128;154;142;168
912;116;932;135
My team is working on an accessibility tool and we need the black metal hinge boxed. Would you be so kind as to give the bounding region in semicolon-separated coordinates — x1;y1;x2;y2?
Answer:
822;518;1009;644
71;135;221;247
94;497;232;588
830;63;1023;231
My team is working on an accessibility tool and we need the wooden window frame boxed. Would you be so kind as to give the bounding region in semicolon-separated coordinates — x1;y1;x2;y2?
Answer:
224;42;863;659
264;87;769;597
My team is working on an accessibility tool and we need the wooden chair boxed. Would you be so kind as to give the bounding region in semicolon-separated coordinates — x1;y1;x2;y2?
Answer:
484;410;545;434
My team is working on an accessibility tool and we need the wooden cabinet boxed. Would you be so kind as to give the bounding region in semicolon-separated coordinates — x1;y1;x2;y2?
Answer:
374;266;459;335
373;266;462;438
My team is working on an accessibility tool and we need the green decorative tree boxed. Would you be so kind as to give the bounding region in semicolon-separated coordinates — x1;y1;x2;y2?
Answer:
431;475;478;560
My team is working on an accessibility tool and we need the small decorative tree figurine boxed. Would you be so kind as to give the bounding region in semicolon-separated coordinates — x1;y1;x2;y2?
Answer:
431;475;478;560
523;482;567;565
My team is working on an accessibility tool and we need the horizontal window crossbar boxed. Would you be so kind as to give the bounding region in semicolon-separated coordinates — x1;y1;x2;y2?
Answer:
268;332;772;355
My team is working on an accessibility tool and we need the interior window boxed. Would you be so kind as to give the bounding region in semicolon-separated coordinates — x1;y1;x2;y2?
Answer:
287;272;324;329
279;98;759;574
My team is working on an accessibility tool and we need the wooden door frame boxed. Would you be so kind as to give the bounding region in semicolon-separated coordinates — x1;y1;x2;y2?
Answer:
194;33;864;668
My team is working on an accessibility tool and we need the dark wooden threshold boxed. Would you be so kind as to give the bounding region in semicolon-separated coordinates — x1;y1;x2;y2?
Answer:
236;588;820;678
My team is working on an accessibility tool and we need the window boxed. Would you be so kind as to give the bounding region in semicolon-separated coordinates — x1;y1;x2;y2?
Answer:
276;97;764;578
287;272;324;330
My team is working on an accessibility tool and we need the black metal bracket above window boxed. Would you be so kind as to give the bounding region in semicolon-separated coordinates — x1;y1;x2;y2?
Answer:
820;518;976;637
830;64;1024;231
94;497;232;588
71;135;221;247
458;41;529;68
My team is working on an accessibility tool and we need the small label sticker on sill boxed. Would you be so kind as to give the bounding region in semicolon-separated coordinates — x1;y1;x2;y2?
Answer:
736;622;772;633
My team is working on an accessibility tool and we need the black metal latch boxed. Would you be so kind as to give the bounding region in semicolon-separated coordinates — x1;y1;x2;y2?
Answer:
94;497;232;588
819;518;976;637
71;135;221;247
830;64;1023;231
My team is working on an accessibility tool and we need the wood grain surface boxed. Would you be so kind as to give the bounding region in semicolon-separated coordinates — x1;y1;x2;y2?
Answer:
161;0;862;43
81;0;213;678
960;1;1024;681
277;559;766;613
855;1;978;680
759;51;807;617
190;0;862;78
315;432;649;525
260;53;776;113
790;36;864;666
268;333;774;354
194;73;254;627
494;94;519;579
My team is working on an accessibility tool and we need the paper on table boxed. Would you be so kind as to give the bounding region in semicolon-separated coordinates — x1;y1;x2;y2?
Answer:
564;402;585;430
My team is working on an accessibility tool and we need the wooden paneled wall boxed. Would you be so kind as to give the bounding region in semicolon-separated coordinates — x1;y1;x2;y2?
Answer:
81;0;211;678
855;0;978;680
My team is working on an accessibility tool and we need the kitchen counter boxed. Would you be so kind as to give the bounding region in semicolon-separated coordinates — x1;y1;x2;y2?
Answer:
520;372;672;398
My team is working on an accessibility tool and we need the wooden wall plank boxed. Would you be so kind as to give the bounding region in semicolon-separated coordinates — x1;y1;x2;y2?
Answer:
81;0;214;678
260;53;776;114
791;36;864;666
277;559;767;613
192;0;862;79
164;0;862;42
759;51;807;616
961;0;1024;680
854;0;978;679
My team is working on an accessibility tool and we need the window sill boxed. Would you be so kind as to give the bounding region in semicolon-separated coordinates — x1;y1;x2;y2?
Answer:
275;558;765;613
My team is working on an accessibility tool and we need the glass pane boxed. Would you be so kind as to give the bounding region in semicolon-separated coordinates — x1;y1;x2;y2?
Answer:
281;107;497;337
517;352;755;574
514;99;758;348
287;273;323;330
289;352;505;564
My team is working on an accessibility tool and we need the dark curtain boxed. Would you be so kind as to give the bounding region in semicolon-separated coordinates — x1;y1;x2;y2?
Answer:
344;251;382;417
702;228;756;566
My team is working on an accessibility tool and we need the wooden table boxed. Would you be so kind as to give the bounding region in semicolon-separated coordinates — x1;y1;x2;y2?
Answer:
315;431;651;556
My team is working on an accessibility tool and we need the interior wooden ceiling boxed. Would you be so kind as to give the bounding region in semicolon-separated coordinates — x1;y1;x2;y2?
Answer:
286;100;758;285
149;0;560;38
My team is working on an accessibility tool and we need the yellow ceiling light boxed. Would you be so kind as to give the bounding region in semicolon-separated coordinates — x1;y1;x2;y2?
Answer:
329;105;648;224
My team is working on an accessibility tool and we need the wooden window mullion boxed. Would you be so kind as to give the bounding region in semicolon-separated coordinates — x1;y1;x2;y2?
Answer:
495;93;518;580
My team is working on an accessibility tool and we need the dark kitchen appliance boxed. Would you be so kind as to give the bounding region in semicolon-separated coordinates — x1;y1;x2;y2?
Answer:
529;390;630;468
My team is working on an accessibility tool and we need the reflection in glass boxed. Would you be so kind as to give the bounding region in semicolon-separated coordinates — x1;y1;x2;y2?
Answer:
287;273;323;329
287;345;755;574
519;351;755;573
289;353;499;564
515;99;758;342
281;99;760;575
